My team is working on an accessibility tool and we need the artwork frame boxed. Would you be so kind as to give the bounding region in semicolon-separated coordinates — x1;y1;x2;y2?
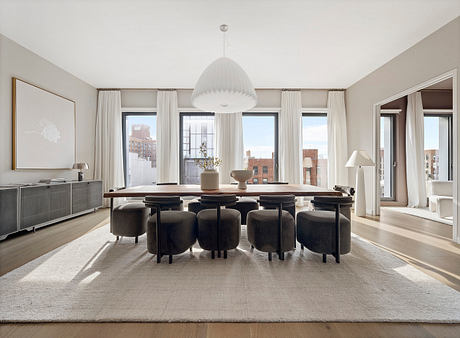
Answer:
12;77;76;170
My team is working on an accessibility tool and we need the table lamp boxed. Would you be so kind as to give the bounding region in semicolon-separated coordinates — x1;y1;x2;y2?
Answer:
72;162;89;181
345;150;375;216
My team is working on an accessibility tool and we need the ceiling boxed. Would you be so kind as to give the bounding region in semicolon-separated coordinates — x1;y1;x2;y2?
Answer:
1;0;459;89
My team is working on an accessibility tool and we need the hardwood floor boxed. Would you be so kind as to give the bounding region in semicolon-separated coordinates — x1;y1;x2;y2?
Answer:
0;209;110;276
1;322;459;338
0;208;459;337
353;208;460;292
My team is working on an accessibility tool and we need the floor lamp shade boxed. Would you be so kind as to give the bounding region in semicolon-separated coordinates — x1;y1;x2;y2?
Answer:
346;150;375;216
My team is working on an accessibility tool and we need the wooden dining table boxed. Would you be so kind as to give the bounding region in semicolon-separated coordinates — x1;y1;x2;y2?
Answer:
103;184;342;199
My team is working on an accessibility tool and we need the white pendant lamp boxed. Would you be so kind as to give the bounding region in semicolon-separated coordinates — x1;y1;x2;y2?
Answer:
192;24;257;113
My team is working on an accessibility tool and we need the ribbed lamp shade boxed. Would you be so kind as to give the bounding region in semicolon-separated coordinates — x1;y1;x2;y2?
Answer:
191;57;257;113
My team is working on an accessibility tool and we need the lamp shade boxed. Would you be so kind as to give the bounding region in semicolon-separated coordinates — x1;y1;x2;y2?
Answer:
345;150;375;167
72;162;89;170
191;57;257;113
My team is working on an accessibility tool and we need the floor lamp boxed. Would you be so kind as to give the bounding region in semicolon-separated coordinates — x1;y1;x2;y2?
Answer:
345;150;375;216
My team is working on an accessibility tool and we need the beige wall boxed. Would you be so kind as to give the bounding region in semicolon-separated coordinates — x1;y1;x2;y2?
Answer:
121;89;329;109
345;16;459;242
0;34;98;184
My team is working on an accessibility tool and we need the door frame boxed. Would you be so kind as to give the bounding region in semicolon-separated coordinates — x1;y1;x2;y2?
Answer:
371;69;458;243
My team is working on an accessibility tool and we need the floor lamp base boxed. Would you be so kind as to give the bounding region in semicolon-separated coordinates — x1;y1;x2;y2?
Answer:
355;166;366;216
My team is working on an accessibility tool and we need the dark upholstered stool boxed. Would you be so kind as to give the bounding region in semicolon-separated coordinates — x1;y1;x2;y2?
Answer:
247;210;295;261
247;195;296;261
196;194;241;259
228;197;259;224
297;197;353;263
111;202;148;243
144;196;197;264
261;194;296;218
187;199;207;214
312;196;353;221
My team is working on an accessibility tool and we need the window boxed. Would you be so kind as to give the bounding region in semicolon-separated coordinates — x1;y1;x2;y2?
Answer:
424;114;453;181
302;113;328;187
180;113;215;184
380;114;395;200
262;178;268;184
243;113;278;184
122;112;157;187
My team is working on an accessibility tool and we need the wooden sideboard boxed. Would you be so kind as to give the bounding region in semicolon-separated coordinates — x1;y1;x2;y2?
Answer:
0;180;102;240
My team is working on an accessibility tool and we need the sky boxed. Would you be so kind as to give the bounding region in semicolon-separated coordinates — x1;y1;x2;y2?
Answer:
380;116;441;151
126;115;156;140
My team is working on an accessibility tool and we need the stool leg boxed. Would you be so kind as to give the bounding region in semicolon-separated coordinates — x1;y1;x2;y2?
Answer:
157;254;161;264
279;251;284;261
135;236;138;244
268;252;272;261
169;255;173;264
251;245;254;249
116;236;119;241
211;250;215;259
218;250;221;258
301;244;304;250
189;247;193;252
323;254;327;263
224;250;227;259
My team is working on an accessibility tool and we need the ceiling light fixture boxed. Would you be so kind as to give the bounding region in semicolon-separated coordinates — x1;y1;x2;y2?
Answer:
191;24;257;113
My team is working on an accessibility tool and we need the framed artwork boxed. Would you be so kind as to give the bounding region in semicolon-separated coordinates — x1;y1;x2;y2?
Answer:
12;77;76;169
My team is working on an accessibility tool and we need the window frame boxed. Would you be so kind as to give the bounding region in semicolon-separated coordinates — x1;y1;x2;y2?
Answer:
242;112;279;182
179;112;215;184
380;113;396;201
424;113;453;180
301;112;328;187
122;111;157;187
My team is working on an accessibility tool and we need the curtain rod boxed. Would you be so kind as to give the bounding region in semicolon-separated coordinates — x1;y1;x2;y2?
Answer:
98;87;346;91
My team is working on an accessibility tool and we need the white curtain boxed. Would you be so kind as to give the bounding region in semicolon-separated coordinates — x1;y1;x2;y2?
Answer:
215;112;244;183
94;91;124;207
279;91;303;184
327;91;349;188
406;92;426;207
157;91;179;183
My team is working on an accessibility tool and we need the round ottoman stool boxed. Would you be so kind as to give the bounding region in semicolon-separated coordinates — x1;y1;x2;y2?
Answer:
197;208;241;259
111;202;149;243
247;209;295;261
228;197;259;224
147;211;197;263
296;210;351;263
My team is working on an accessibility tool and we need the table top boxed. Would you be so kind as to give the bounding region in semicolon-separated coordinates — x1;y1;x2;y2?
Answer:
103;184;342;198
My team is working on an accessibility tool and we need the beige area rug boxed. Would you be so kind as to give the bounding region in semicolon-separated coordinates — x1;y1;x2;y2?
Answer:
384;207;453;226
0;224;459;323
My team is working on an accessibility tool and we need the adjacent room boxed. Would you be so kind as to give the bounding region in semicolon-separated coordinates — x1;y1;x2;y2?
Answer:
0;1;459;337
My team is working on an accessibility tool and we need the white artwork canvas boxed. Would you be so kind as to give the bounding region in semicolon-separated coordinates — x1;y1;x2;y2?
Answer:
14;78;75;169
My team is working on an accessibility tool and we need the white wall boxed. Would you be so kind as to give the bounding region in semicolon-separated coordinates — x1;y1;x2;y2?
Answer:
0;34;98;184
121;89;329;109
346;17;460;242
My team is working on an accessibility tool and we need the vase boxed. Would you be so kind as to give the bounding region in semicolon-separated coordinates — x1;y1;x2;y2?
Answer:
200;169;219;190
230;169;253;190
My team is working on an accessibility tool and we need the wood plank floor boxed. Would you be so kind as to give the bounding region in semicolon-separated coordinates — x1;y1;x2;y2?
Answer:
0;207;459;337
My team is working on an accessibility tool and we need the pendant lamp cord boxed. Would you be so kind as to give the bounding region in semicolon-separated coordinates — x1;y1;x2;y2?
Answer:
220;24;228;57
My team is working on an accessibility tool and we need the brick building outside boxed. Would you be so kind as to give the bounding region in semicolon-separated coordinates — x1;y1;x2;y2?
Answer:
245;149;325;186
129;124;156;167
